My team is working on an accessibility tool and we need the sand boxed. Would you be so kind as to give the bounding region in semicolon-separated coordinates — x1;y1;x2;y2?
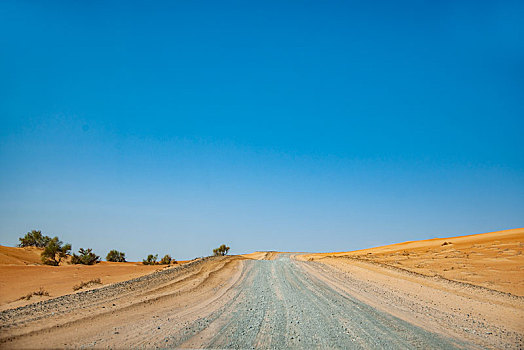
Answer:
298;254;523;348
0;245;189;310
302;228;524;296
2;252;522;349
0;246;45;265
240;251;279;260
1;256;245;348
1;228;522;348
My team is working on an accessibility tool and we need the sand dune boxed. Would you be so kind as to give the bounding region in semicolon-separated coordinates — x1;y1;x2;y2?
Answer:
0;245;188;310
302;228;524;296
0;246;45;265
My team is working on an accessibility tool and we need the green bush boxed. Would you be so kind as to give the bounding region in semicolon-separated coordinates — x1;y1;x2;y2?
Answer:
18;230;52;248
213;244;230;256
41;237;71;266
142;254;158;265
71;248;100;265
159;254;174;265
106;249;126;262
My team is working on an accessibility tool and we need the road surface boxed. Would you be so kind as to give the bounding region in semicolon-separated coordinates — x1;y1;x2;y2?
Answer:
1;253;520;348
176;254;466;349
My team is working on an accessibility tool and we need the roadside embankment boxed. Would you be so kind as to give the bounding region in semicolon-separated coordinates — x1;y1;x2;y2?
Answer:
0;255;245;348
300;228;524;296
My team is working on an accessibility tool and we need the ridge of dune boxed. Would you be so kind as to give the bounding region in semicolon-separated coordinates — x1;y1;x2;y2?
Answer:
303;228;524;296
0;246;44;265
0;245;193;310
318;228;523;256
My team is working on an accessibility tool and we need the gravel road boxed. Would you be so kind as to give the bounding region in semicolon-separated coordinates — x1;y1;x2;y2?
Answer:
3;253;512;349
174;254;467;349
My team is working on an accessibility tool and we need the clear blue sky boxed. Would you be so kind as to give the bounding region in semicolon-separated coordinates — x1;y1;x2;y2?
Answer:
1;0;523;261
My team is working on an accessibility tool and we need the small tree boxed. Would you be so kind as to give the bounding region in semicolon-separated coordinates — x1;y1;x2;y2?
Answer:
213;244;230;256
142;254;158;265
18;230;52;248
160;254;173;265
41;237;71;266
71;248;100;265
106;249;126;262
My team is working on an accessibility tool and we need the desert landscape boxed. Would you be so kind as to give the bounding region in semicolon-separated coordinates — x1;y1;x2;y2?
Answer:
0;245;189;311
302;227;524;296
3;1;522;348
0;228;522;349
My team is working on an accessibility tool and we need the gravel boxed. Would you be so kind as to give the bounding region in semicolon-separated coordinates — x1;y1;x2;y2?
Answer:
169;254;470;349
0;256;215;332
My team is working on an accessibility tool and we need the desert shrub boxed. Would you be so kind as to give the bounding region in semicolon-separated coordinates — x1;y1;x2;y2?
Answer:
106;249;126;262
142;254;158;265
73;278;102;291
41;237;71;266
159;254;174;265
19;287;49;300
18;230;52;248
213;244;230;256
71;248;100;265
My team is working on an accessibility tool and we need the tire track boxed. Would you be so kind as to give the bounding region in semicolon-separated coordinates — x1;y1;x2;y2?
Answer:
182;254;470;349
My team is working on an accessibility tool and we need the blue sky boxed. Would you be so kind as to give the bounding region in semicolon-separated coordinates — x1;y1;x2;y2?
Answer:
1;0;523;261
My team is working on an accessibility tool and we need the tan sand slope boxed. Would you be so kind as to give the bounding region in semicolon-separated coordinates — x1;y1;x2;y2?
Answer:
302;228;524;296
0;246;45;265
0;245;191;310
0;262;163;310
240;251;279;260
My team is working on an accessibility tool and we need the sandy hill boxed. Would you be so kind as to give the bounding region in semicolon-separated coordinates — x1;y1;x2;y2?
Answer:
0;245;190;310
0;245;45;265
303;228;524;296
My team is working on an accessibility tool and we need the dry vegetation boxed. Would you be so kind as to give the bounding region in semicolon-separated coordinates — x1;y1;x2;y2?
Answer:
73;278;102;291
18;287;49;301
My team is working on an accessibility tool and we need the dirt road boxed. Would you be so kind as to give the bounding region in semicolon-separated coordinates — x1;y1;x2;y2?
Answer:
1;254;521;349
